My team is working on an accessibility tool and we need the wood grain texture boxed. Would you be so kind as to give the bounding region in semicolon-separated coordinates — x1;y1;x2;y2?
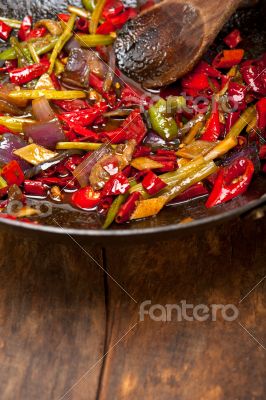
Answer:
0;234;106;400
0;217;265;400
100;218;266;400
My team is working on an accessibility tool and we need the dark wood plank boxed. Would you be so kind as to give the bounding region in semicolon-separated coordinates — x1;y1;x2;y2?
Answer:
100;217;266;400
0;233;106;400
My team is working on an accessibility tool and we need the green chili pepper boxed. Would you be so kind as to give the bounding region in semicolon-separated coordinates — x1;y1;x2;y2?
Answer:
103;193;128;229
148;98;181;141
90;0;106;34
0;17;21;29
10;37;32;65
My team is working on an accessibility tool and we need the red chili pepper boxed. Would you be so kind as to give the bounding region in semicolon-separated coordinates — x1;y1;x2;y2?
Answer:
241;58;266;96
96;20;115;34
24;180;48;197
98;196;113;213
53;99;88;111
212;49;244;69
100;110;147;144
0;124;13;134
71;124;99;141
37;177;78;189
259;145;266;160
50;72;61;90
140;0;155;11
155;160;176;173
228;82;247;111
9;63;49;85
256;98;266;132
225;111;240;134
76;18;89;32
172;182;208;203
1;160;24;186
103;0;124;19
205;157;254;208
71;186;101;209
102;172;130;196
182;61;221;92
0;20;12;41
64;155;83;172
116;191;141;223
142;171;166;195
58;106;105;127
119;85;148;107
133;145;151;158
201;106;221;142
223;29;242;49
57;13;70;22
26;27;47;40
18;16;32;41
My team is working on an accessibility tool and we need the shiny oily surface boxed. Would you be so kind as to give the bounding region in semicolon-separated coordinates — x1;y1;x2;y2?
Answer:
0;0;265;239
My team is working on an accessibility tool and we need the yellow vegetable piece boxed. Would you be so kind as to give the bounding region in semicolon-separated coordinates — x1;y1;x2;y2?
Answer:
35;74;55;90
14;144;57;165
15;207;41;218
56;142;116;151
8;90;86;100
131;157;163;171
130;197;167;220
0;116;34;132
176;140;217;160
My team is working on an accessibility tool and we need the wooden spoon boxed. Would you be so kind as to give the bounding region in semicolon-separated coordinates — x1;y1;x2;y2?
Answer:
115;0;242;88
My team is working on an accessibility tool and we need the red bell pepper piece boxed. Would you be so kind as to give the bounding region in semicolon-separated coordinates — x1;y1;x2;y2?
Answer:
102;172;130;196
97;20;115;34
24;180;48;197
142;171;166;195
102;0;124;19
1;160;24;186
71;124;99;141
228;82;247;111
256;98;266;132
71;186;101;209
107;8;137;29
201;106;221;142
182;61;221;92
240;53;266;96
100;110;147;144
18;16;32;41
223;29;242;49
58;107;105;127
26;27;47;40
57;14;70;22
9;63;49;85
205;157;254;208
116;191;141;223
212;49;244;69
0;20;12;41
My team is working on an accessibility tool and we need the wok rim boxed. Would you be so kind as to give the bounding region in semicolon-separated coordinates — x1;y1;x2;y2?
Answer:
0;194;265;239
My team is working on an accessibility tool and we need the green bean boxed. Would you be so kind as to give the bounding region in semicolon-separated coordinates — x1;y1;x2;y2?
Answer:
130;157;206;196
227;106;256;139
0;36;58;61
10;37;32;65
103;194;128;229
0;17;21;29
68;5;91;19
76;33;115;47
27;43;40;64
90;0;106;34
48;13;76;75
56;142;116;150
82;0;96;13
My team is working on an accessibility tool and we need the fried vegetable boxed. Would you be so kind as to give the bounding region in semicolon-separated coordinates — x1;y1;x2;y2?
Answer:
131;157;163;170
8;89;86;100
14;144;58;165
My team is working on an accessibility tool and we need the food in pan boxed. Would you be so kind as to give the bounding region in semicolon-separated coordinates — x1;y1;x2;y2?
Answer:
0;2;265;228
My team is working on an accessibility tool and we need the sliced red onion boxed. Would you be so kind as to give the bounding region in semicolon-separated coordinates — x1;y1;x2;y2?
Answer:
32;96;55;121
23;118;65;150
64;37;81;54
0;133;30;171
73;144;113;187
144;130;180;150
0;98;24;116
221;143;261;173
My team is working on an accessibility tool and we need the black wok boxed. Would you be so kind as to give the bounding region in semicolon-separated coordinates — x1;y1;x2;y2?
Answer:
0;0;265;244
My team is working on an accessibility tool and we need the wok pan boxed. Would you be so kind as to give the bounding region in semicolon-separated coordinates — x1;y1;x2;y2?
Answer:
0;0;265;244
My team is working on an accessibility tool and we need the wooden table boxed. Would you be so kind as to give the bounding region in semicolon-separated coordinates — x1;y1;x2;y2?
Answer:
0;215;265;400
